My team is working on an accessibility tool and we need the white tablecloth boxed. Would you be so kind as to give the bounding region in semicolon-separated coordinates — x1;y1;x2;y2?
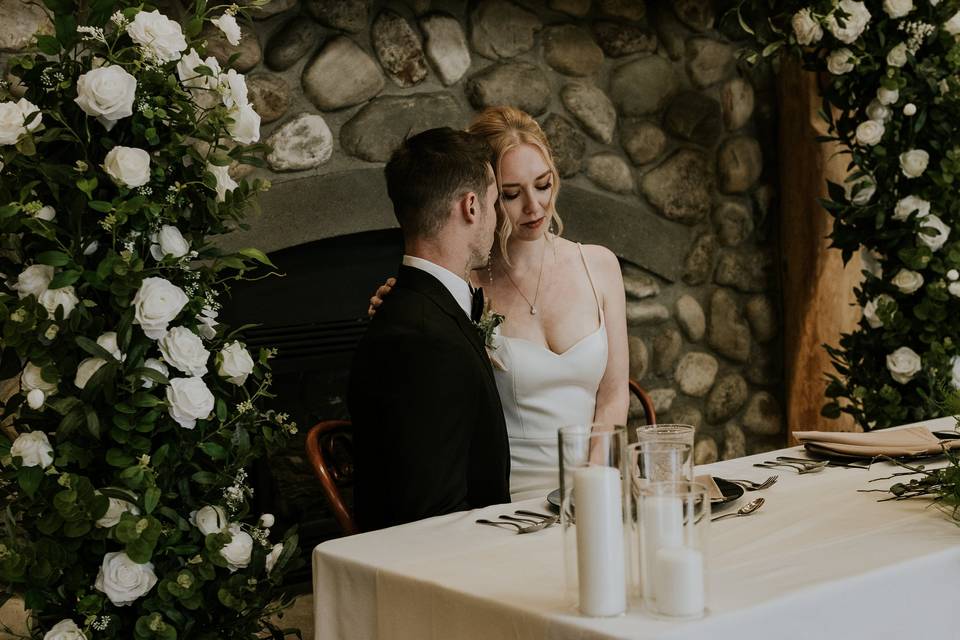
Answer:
312;417;960;640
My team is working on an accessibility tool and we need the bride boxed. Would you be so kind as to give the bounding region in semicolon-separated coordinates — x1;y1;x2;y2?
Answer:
372;106;629;500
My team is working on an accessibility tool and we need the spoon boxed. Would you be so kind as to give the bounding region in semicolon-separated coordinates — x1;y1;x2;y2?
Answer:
711;497;765;522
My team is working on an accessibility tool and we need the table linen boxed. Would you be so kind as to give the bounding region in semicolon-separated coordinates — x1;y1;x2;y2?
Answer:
313;417;960;640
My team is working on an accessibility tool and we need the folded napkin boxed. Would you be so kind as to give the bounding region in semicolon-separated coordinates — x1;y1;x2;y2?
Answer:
694;474;723;501
793;426;960;457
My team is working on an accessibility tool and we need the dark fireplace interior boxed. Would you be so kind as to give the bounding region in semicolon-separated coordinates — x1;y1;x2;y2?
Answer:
220;228;403;586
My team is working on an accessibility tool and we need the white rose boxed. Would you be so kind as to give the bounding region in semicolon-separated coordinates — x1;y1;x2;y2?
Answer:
827;48;855;75
16;264;53;299
42;619;87;640
877;86;900;105
265;542;283;575
102;146;151;188
826;0;871;43
792;8;823;45
220;69;249;111
845;178;875;205
886;346;922;383
34;205;56;222
141;358;169;389
126;10;187;63
893;195;930;221
196;306;219;340
863;294;894;328
177;49;221;109
883;0;914;18
159;327;209;376
951;356;960;389
96;494;141;528
74;357;107;389
39;286;79;319
190;504;228;535
900;149;929;178
166;376;215;429
83;240;99;255
208;163;238;202
218;341;254;385
212;13;242;46
887;42;908;67
903;102;917;116
0;98;42;146
945;10;960;36
27;388;45;409
892;268;924;293
917;213;951;251
855;119;884;146
10;431;53;468
228;102;260;144
75;66;137;130
259;513;275;528
149;225;190;260
133;277;189;340
94;551;157;606
22;361;57;394
97;331;124;361
866;99;892;121
221;523;253;572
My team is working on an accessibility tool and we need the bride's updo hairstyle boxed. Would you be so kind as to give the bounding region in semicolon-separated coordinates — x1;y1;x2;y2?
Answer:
467;106;563;262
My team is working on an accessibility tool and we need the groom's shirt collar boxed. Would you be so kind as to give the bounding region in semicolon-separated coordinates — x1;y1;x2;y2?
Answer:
402;255;472;319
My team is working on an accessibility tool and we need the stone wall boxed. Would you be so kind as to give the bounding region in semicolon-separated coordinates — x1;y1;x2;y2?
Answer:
0;0;784;462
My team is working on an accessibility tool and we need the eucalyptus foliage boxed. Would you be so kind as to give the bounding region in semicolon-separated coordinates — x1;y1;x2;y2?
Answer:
728;0;960;428
0;1;302;637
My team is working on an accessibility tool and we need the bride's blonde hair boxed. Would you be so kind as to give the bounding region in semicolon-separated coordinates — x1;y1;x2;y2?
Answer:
467;106;563;264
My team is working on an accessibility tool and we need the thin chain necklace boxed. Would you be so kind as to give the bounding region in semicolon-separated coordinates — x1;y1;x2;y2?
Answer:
502;237;547;315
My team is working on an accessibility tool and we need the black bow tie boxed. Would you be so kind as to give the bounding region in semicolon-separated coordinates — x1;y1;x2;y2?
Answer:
470;286;484;323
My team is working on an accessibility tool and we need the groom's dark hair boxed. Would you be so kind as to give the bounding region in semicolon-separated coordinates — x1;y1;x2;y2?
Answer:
385;127;494;239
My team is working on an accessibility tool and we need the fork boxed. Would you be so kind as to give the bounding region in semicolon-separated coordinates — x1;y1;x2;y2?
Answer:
725;475;778;490
475;518;553;534
754;460;827;474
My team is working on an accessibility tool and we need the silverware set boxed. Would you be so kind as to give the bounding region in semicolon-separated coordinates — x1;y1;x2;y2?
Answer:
476;510;559;534
711;497;765;521
754;458;829;474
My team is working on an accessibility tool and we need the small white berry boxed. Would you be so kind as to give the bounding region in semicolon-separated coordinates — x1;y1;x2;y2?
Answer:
903;103;917;116
948;269;959;281
26;389;44;409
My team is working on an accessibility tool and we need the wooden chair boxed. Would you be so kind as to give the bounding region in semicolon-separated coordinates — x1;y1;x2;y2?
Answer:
305;419;359;536
306;379;656;536
629;378;657;426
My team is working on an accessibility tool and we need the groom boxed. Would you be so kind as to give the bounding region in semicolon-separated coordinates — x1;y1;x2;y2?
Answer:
349;127;510;531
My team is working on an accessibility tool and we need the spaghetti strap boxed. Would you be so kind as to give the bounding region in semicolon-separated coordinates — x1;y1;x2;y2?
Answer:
576;243;603;324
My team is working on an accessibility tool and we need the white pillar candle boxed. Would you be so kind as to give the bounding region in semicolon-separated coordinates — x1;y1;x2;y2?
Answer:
653;546;705;618
641;496;683;557
573;466;626;617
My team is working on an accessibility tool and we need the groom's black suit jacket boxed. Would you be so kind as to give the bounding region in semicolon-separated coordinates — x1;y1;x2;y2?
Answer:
349;265;510;531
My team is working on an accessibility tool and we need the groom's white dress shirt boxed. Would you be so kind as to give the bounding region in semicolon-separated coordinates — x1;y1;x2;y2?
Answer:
402;255;472;319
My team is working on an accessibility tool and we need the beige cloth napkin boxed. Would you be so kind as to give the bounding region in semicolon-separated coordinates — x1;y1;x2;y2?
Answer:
694;474;723;501
793;426;960;457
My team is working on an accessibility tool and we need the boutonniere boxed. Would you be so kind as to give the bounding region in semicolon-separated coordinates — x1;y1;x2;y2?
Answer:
473;299;505;350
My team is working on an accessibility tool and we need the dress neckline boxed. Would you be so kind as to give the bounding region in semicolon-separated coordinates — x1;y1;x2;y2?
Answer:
500;320;605;358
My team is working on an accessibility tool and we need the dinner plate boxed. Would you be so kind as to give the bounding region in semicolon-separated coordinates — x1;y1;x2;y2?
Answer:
802;442;946;462
545;478;744;511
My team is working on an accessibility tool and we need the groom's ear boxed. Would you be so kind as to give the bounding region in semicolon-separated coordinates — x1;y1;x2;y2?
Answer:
457;191;479;223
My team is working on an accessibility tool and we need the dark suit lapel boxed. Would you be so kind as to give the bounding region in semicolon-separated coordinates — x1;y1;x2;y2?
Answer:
395;265;489;363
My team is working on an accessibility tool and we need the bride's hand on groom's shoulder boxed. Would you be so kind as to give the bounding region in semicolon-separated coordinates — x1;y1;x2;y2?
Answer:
367;277;396;318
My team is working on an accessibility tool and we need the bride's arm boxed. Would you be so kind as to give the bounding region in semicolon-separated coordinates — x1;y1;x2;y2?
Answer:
589;246;630;426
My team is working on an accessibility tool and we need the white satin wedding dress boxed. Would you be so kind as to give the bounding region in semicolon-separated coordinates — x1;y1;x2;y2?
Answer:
491;244;608;501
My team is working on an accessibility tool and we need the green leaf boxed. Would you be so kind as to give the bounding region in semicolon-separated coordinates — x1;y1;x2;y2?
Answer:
88;200;113;213
35;35;60;55
36;251;71;267
131;392;163;408
144;487;161;514
215;398;227;422
48;270;82;290
77;177;98;199
75;336;119;361
237;247;276;268
85;406;101;439
191;471;219;485
199;442;227;460
106;448;135;467
18;466;44;498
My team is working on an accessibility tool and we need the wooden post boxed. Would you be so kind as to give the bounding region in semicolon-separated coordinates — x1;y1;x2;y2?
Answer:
777;56;862;440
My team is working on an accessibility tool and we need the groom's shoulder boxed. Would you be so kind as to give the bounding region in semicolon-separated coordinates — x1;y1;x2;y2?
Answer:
363;286;454;341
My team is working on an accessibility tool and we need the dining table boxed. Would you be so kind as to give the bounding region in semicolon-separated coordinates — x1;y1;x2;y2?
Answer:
311;416;960;640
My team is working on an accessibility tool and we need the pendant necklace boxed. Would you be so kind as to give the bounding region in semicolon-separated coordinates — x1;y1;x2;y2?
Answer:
503;237;547;315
